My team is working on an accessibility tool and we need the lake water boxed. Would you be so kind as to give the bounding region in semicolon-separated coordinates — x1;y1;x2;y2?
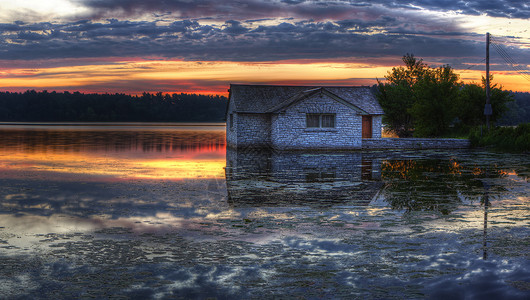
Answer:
0;124;529;299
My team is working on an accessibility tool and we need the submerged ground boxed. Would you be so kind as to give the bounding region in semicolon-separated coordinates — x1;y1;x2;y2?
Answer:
0;124;529;299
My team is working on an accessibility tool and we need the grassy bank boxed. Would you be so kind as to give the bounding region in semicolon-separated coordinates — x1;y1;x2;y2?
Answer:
469;123;530;152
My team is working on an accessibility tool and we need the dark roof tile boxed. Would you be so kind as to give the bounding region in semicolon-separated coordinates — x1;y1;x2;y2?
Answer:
229;84;384;115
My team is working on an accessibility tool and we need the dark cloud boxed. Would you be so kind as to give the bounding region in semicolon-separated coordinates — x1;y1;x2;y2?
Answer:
73;0;393;22
76;0;287;21
223;20;249;35
4;18;528;72
74;0;530;20
1;1;529;73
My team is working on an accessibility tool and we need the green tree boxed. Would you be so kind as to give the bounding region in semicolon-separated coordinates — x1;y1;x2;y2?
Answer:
410;65;461;137
455;76;513;129
376;54;429;137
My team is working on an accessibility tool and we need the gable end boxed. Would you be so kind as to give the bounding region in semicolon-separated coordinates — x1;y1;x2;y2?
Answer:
267;87;369;115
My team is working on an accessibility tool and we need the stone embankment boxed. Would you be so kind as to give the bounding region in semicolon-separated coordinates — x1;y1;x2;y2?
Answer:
362;138;470;150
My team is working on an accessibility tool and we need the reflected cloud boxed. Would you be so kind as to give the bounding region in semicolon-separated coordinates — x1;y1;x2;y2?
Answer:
1;126;529;298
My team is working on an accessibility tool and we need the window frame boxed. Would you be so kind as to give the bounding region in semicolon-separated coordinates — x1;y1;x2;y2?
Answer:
306;113;321;128
306;113;336;128
321;114;335;128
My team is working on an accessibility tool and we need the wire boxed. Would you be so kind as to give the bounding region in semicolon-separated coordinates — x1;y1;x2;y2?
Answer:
492;44;530;81
490;37;529;76
490;35;530;82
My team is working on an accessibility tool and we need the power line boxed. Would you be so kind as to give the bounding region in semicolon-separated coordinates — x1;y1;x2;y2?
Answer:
490;37;530;79
491;39;528;74
492;43;530;76
492;44;530;81
489;35;530;82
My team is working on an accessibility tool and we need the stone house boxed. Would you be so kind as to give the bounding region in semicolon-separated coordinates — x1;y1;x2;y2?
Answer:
226;84;384;150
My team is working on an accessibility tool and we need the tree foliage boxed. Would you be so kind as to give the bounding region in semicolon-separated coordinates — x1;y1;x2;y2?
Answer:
469;123;530;152
376;54;513;137
376;54;429;137
455;78;512;129
410;65;461;137
0;90;227;122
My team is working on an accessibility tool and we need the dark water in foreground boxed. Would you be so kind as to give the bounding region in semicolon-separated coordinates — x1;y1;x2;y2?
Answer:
0;124;529;299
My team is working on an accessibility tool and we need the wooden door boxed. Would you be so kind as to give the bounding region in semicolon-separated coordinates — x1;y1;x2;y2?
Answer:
362;116;372;138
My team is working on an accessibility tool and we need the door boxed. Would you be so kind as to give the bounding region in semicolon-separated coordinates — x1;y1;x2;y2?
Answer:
362;116;372;138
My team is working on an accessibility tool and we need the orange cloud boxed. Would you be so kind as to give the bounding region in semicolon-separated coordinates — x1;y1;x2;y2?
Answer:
0;59;528;96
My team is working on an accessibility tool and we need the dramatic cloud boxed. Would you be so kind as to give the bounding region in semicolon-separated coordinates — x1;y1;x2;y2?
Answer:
1;0;528;66
2;17;528;70
0;0;528;93
70;0;530;21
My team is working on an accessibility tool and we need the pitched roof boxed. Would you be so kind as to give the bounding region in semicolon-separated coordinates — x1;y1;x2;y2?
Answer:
229;84;384;115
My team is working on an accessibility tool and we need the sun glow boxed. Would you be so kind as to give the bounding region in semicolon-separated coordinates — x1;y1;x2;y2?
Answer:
2;59;527;95
0;151;226;181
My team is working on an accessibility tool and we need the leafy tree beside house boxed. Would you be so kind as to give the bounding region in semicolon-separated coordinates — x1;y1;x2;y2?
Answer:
410;65;461;137
376;54;512;137
376;53;429;137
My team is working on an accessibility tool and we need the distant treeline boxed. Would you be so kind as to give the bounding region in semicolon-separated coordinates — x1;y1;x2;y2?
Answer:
0;90;227;122
499;91;530;126
0;88;528;124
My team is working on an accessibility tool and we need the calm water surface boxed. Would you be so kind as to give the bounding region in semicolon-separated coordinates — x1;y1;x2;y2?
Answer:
0;124;528;299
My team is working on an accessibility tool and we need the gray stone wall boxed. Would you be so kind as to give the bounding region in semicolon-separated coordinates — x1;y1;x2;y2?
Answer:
226;94;272;148
226;99;237;146
372;115;382;139
362;138;470;149
271;94;363;150
236;113;272;147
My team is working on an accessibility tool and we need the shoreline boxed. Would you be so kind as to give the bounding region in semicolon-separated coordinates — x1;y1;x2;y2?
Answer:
0;122;226;126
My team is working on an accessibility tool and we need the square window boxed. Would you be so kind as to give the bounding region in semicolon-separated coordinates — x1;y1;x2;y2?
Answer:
321;114;335;128
306;114;320;128
306;113;335;128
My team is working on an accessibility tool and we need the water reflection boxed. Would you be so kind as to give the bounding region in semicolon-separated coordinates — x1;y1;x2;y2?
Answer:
0;124;226;180
381;157;508;214
0;126;529;299
0;123;225;155
225;148;519;215
226;148;383;207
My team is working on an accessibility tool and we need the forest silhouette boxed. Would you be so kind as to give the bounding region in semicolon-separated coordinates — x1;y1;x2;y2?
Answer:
0;89;528;124
0;90;227;122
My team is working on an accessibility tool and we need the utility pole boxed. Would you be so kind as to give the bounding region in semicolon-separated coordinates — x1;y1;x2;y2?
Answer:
484;32;492;130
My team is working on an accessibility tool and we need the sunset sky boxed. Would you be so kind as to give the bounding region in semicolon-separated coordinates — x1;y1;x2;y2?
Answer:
0;0;529;95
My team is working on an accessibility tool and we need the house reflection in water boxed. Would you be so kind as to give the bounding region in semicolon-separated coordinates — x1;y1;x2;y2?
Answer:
226;148;384;207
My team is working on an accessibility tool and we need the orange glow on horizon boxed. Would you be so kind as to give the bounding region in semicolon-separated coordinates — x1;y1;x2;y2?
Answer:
0;150;226;181
1;59;528;96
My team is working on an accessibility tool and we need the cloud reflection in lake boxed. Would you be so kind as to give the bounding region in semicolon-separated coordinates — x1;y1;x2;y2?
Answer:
0;124;529;298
